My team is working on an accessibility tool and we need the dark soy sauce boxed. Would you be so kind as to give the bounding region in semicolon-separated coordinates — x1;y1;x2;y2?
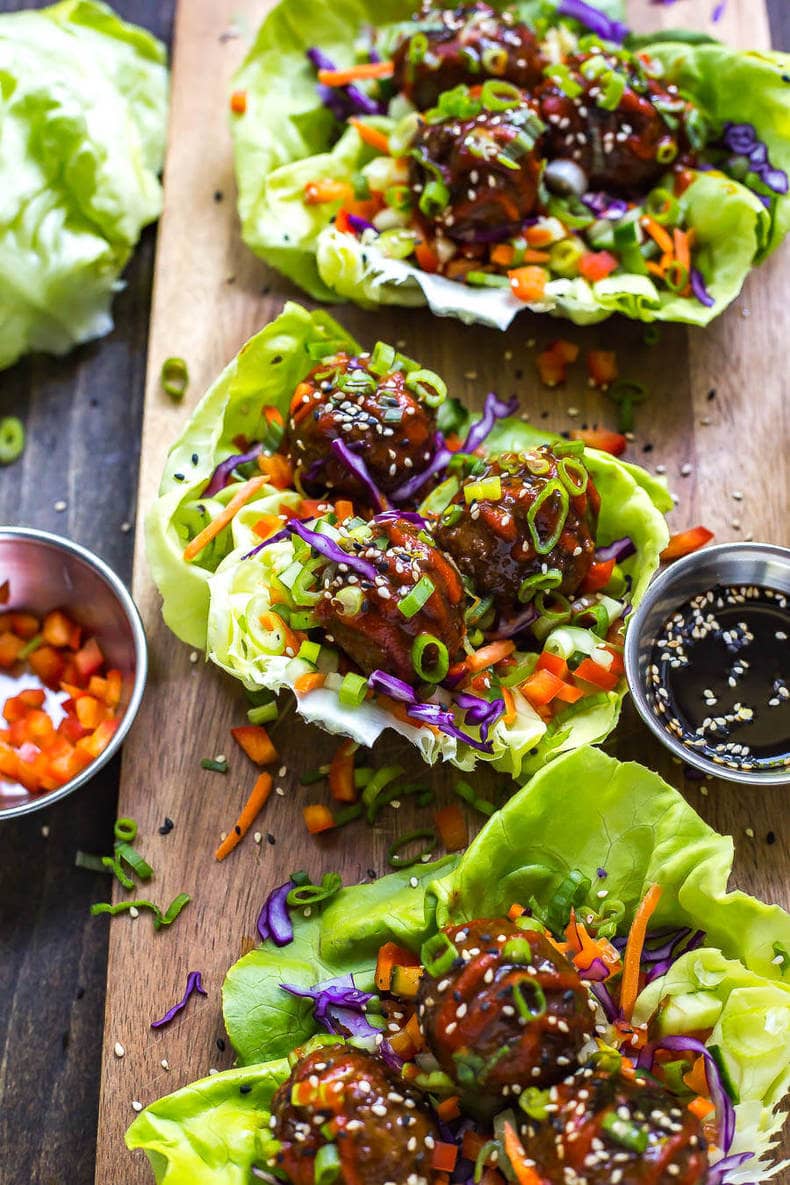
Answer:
647;584;790;773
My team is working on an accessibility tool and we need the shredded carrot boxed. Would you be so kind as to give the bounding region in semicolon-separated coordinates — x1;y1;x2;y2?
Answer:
184;476;267;561
673;228;692;294
431;1143;459;1174
231;724;277;766
303;178;355;206
375;941;419;991
230;90;247;115
290;380;315;417
501;685;517;725
641;216;674;257
215;772;273;860
348;117;391;155
334;499;354;523
503;1122;546;1185
466;639;515;675
524;224;556;248
437;1096;461;1122
259;610;301;656
329;738;358;803
294;672;326;695
688;1096;715;1121
620;883;663;1019
252;514;283;541
263;406;283;428
258;453;293;489
508;902;526;921
683;1055;710;1097
318;60;394;86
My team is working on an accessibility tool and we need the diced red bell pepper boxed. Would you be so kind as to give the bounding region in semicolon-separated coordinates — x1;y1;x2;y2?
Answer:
104;669;123;708
0;633;24;668
574;657;620;691
435;803;468;853
579;250;619;282
11;613;40;640
75;695;104;730
43;610;77;648
24;710;55;743
536;650;568;680
586;349;618;389
660;526;714;562
329;738;358;803
58;715;90;744
569;428;627;456
0;742;18;780
29;645;65;687
73;638;105;683
521;668;567;706
581;558;616;593
553;682;586;704
415;239;440;274
19;688;46;709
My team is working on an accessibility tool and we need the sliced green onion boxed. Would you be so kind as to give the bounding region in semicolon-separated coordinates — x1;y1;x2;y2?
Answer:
408;30;429;64
369;341;395;377
645;188;679;225
605;379;649;433
419;475;459;517
663;259;689;294
549;238;585;277
572;602;609;636
524;453;551;476
0;416;25;465
543;62;582;98
384;184;412;212
114;817;138;844
411;633;449;683
558;456;589;495
160;357;189;400
339;672;368;707
314;1141;341;1185
518;568;562;604
420;930;459;977
333;585;364;618
474;1141;499;1183
656;140;678;164
420;178;450;217
101;855;135;890
286;871;343;908
502;936;533;963
464;475;502;504
453;779;495;817
405;367;447;408
290;610;319;631
465;595;495;626
398;575;435;619
362;764;405;822
297;639;321;665
248;701;278;725
291;559;323;607
115;842;154;882
379;226;420;261
597;71;625;111
643;324;661;346
512;977;547;1021
545;868;591;935
333;803;364;827
18;634;43;660
553;439;586;456
526;480;569;555
465;271;511;288
519;1086;551;1120
300;765;329;786
440;504;464;528
156;893;191;929
481;48;509;77
387;828;437;869
533;591;572;640
601;1112;648;1153
497;654;538;687
75;851;113;873
201;757;229;773
91;898;160;921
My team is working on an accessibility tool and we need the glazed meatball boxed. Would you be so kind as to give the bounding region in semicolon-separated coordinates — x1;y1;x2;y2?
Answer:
417;918;594;1099
314;515;466;684
270;1044;440;1185
538;51;694;194
393;2;546;111
433;448;599;615
284;353;440;504
410;93;544;241
523;1069;709;1185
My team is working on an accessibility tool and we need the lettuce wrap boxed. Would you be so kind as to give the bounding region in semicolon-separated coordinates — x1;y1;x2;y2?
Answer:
146;303;670;779
127;747;790;1183
230;0;789;329
0;0;168;370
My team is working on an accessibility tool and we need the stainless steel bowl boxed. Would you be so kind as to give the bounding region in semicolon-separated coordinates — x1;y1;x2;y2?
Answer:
0;528;147;819
625;542;790;786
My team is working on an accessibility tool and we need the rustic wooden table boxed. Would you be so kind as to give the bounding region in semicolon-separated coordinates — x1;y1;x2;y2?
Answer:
0;3;787;1185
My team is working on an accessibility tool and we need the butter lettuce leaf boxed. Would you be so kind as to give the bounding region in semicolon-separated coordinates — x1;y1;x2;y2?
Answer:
230;0;788;328
146;304;669;778
0;0;168;370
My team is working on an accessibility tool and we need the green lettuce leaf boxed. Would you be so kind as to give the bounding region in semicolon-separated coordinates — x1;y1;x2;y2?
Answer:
230;0;788;328
129;748;789;1183
0;0;168;370
146;304;669;778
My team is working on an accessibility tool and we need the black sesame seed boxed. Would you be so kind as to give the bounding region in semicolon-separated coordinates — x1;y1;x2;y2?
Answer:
216;1037;226;1051
707;388;717;401
159;817;174;835
214;190;223;202
239;1084;252;1095
174;472;185;481
767;831;776;844
267;832;276;845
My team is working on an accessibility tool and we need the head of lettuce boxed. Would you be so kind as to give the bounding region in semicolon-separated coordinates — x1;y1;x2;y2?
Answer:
229;0;789;330
0;0;168;371
146;302;671;781
126;748;790;1185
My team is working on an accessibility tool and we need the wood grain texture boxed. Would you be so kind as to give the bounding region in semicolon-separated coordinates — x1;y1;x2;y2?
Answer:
92;2;789;1183
0;5;174;1185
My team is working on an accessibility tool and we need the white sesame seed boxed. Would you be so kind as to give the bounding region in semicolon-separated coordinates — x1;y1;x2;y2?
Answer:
114;1042;125;1058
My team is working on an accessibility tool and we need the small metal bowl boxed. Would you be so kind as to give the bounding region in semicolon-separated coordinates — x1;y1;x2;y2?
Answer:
625;542;790;786
0;527;147;819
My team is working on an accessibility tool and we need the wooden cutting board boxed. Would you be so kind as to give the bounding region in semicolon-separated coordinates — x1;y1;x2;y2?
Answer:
96;2;789;1181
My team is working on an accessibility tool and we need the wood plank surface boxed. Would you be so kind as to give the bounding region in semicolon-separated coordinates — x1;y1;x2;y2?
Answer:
0;7;174;1185
96;2;789;1182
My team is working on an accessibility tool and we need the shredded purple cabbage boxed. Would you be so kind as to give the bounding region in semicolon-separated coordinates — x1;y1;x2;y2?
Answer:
330;438;388;510
589;979;619;1021
556;0;629;43
293;519;379;580
368;669;417;702
306;48;382;117
406;701;494;753
242;524;291;561
374;509;427;528
691;268;715;308
579;956;611;982
378;1037;405;1072
281;973;378;1038
391;432;452;502
455;691;505;740
595;536;636;564
711;0;727;21
346;212;377;234
637;1035;735;1153
150;970;208;1029
462;392;520;455
257;881;294;947
612;924;707;983
722;123;789;195
204;444;264;497
488;602;537;640
707;1152;754;1185
582;192;630;220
